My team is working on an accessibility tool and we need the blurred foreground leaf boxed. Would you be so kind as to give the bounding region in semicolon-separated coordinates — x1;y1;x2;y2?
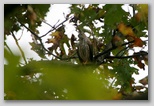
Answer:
5;60;118;100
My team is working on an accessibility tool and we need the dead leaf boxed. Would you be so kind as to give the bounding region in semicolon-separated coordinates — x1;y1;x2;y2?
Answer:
133;53;145;70
133;37;144;47
139;76;148;85
137;61;145;70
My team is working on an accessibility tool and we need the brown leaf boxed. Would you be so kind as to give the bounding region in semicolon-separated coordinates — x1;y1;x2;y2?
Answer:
139;76;148;85
134;12;142;22
133;53;145;70
134;86;145;90
137;61;145;70
112;35;123;47
46;38;57;44
133;37;144;47
143;53;148;65
112;93;122;100
60;48;65;57
47;39;60;52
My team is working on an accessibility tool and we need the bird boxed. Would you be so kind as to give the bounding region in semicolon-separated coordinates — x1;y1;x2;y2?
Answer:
77;29;93;64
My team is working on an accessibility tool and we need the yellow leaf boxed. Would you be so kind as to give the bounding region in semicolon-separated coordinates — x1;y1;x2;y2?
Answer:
137;4;148;22
51;31;63;39
117;23;135;36
137;4;148;16
112;93;122;100
46;38;57;44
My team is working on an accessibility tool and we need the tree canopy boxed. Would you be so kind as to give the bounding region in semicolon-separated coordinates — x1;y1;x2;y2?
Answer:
4;4;148;100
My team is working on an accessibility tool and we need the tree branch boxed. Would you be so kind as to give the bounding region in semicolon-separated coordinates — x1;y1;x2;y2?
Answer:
115;46;129;57
105;51;148;59
94;40;134;60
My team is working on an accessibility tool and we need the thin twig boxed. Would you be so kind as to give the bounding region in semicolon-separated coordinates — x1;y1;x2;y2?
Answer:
40;17;72;38
41;19;54;28
18;27;24;40
11;31;28;65
4;41;14;55
55;19;60;26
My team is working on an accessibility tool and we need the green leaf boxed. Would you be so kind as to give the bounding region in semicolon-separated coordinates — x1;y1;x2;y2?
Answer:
29;42;46;58
32;4;50;18
104;4;128;28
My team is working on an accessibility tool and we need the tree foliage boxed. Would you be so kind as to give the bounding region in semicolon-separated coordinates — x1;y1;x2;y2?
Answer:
4;4;148;100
